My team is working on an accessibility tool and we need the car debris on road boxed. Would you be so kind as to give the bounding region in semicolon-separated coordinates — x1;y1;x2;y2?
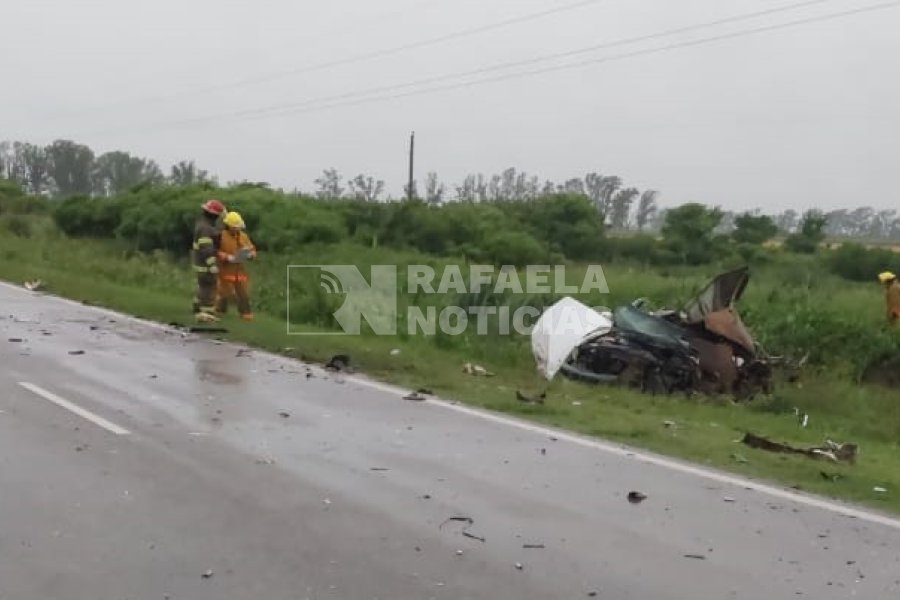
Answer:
741;433;858;464
627;491;648;504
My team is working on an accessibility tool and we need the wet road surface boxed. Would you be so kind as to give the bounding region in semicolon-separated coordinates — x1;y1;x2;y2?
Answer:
1;282;899;600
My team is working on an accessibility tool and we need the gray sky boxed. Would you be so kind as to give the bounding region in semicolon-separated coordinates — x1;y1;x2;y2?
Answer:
3;0;898;211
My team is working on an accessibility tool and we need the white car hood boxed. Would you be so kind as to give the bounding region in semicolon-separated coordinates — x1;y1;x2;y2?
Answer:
531;297;613;380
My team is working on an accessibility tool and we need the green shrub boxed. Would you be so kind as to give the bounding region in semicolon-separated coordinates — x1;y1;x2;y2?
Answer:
1;215;32;237
827;243;900;282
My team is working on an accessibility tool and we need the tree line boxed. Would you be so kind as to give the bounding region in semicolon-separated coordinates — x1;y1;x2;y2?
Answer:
4;138;899;242
0;140;213;198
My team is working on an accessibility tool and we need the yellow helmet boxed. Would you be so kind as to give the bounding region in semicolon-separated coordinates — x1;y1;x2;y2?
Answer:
223;211;245;229
878;272;896;284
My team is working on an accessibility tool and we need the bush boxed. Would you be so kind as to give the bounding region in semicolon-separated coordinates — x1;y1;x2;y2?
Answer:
483;230;547;266
1;215;32;237
828;243;900;282
53;196;124;237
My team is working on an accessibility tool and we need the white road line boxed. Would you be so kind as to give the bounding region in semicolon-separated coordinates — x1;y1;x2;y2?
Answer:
4;280;900;530
18;382;131;436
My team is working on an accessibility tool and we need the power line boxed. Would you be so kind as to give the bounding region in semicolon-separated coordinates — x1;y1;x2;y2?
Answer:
175;0;848;125
63;0;609;114
81;0;900;138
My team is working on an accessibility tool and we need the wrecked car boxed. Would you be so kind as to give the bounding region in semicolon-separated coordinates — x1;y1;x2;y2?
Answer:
531;267;772;399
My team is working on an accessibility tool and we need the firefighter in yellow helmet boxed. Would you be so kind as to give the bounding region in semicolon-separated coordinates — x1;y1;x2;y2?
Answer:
879;272;900;325
216;211;257;321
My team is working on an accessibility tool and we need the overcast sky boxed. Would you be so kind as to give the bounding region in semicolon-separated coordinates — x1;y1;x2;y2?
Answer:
2;0;898;211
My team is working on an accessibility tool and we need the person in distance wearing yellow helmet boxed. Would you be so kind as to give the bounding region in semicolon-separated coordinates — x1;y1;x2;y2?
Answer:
878;271;900;325
216;211;257;321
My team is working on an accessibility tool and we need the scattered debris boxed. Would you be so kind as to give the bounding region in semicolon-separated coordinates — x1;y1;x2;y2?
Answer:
874;487;887;494
24;279;44;292
236;349;252;358
683;554;706;560
188;326;228;334
278;411;290;419
68;350;86;355
195;312;220;324
255;457;275;465
325;354;351;371
439;516;486;543
741;433;857;464
370;467;390;472
404;392;427;402
523;544;545;549
793;408;810;428
540;448;547;456
201;569;214;579
390;348;401;356
8;338;23;343
462;362;494;377
515;562;524;571
322;498;332;506
572;401;582;407
588;593;598;598
663;420;677;429
627;491;648;504
416;388;433;395
421;494;432;500
306;371;314;379
731;453;749;464
516;390;545;405
820;471;844;482
455;549;464;556
723;497;736;503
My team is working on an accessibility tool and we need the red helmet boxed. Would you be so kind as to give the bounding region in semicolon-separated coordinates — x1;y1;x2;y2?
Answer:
201;199;226;216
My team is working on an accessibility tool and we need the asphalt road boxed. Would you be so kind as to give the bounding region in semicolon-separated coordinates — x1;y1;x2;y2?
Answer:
1;282;899;600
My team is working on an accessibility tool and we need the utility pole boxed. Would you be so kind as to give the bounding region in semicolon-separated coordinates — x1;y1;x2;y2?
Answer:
407;131;415;202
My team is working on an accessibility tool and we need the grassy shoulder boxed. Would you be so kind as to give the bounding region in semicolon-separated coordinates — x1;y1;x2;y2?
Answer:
2;232;899;514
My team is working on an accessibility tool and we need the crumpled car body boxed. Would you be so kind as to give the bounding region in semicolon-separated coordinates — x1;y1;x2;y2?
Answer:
531;267;772;398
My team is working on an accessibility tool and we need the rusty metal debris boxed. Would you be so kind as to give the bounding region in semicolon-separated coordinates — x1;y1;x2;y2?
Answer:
403;392;427;402
741;433;858;464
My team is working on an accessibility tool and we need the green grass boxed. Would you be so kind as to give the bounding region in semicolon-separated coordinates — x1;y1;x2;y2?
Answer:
2;230;899;514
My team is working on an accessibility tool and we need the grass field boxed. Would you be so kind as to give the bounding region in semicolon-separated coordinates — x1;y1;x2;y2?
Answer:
2;226;899;514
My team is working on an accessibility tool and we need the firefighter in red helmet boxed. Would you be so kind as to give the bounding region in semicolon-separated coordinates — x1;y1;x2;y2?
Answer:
192;199;226;322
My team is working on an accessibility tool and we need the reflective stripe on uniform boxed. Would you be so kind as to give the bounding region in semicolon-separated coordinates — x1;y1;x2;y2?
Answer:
221;274;249;283
196;237;214;246
205;256;217;266
194;265;210;273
